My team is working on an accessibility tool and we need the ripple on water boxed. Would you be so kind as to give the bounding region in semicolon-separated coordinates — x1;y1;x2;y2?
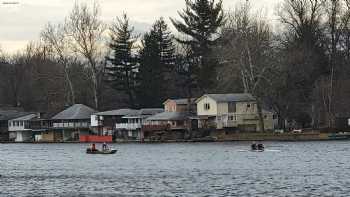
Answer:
1;142;350;196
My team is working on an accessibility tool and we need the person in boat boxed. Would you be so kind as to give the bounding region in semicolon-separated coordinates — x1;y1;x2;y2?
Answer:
251;142;257;150
102;142;108;151
257;143;264;150
91;143;96;151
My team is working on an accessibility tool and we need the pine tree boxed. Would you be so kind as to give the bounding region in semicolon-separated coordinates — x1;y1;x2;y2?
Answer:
137;18;176;107
170;0;224;91
105;14;138;107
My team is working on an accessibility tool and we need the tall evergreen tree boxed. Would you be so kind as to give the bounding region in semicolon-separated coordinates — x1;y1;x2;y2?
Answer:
170;0;224;92
105;14;138;107
137;18;175;107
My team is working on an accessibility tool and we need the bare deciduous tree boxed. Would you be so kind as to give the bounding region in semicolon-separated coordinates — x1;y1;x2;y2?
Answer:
65;1;106;109
41;23;76;105
218;2;274;131
322;0;350;127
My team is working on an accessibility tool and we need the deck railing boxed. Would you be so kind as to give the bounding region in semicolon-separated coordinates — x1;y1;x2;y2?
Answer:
115;123;141;130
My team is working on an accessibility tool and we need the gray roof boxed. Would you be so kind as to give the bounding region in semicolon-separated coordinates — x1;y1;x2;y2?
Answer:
139;108;164;115
123;108;164;118
199;93;256;103
95;109;139;116
52;104;96;120
0;110;32;121
164;98;197;105
146;112;188;121
10;113;37;121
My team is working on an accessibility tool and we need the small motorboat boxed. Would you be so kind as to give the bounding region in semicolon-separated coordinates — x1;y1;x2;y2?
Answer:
86;148;117;154
251;143;264;152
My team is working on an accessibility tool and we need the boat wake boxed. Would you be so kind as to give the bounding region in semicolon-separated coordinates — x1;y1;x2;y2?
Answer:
237;149;281;152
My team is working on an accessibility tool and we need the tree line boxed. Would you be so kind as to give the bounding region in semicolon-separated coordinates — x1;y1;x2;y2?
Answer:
0;0;350;129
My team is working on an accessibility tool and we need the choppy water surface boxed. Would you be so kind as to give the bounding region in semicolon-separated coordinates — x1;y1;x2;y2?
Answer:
1;141;350;196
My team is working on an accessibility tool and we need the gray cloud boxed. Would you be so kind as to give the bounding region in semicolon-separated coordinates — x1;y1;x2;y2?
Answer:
0;0;281;53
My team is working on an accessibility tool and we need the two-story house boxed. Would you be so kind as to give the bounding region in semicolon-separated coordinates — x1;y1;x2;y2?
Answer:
115;108;164;141
196;93;276;132
91;109;139;136
0;108;30;142
145;98;196;130
144;98;197;140
8;113;39;142
51;104;96;142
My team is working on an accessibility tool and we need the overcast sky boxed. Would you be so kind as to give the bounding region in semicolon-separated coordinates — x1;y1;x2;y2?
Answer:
0;0;281;53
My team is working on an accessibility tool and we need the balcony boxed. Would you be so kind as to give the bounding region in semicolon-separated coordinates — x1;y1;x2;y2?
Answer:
53;122;89;128
218;113;259;128
115;123;141;130
142;124;170;132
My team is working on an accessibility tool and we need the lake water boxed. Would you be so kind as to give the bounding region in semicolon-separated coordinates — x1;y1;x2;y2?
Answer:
1;141;350;196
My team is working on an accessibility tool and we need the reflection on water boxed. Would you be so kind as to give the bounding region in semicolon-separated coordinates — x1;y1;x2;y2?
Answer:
1;141;350;196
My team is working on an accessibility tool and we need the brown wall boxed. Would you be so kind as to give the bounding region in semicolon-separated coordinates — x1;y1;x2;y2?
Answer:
41;131;63;142
41;131;54;142
164;100;177;112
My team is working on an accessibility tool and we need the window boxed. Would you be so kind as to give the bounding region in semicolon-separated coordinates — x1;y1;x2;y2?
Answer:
247;104;251;108
20;121;23;126
204;103;210;110
229;116;235;121
228;102;236;113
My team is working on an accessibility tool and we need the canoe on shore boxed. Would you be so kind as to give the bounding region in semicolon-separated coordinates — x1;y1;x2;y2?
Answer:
86;148;117;154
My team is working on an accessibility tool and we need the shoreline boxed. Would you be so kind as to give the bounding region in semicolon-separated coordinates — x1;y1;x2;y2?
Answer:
1;131;349;144
1;137;349;144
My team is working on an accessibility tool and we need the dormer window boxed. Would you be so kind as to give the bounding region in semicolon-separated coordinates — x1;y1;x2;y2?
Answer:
204;103;210;110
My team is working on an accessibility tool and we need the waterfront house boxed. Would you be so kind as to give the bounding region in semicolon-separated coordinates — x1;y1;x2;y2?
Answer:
50;104;96;142
163;98;197;113
195;93;276;132
143;98;197;140
116;108;164;141
0;109;30;142
28;115;53;142
8;113;39;142
91;109;139;136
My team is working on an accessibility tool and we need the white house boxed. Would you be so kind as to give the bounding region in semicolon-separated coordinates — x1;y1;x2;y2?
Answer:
8;113;38;142
91;109;139;136
51;104;96;142
115;108;164;140
196;93;277;131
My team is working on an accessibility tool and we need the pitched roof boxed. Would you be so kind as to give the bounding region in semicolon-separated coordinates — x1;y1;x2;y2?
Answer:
10;113;38;121
146;112;188;121
197;93;256;103
0;110;32;121
95;109;139;116
163;98;197;105
123;108;164;118
139;108;164;115
52;104;96;120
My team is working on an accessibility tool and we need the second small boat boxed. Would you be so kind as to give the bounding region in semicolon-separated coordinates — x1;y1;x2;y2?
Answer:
251;143;264;152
